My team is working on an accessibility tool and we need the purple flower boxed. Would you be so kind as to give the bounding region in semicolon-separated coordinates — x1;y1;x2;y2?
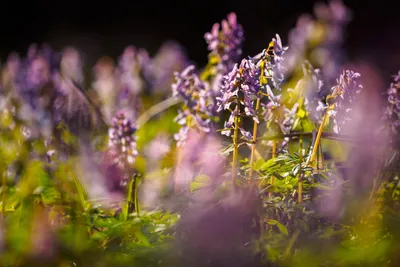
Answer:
144;134;171;163
286;1;352;86
217;58;261;140
384;71;400;135
1;52;21;91
108;112;138;168
281;103;299;134
92;56;118;124
250;34;288;92
115;46;149;121
117;46;149;96
149;41;189;93
268;34;289;88
329;70;363;133
60;47;84;85
314;0;350;24
172;65;217;146
301;62;328;123
204;12;244;74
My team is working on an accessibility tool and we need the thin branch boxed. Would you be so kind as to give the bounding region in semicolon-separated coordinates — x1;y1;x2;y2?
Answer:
136;97;181;127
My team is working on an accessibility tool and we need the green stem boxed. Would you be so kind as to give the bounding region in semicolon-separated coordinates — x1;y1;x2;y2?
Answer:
285;230;300;257
249;97;261;181
134;178;140;216
308;105;333;166
71;172;86;210
124;178;136;221
258;131;363;143
136;97;181;127
318;139;324;169
298;132;303;203
369;174;381;200
268;141;277;198
249;59;266;182
232;103;240;191
1;169;6;219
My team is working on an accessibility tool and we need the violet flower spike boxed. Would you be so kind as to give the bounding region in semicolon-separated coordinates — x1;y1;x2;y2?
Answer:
172;65;217;146
217;58;261;140
204;12;244;73
383;71;400;135
329;70;363;133
108;112;138;167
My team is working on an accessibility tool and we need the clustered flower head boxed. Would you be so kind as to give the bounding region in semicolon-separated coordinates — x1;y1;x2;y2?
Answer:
328;70;363;133
215;35;289;141
301;62;327;123
148;42;188;93
204;12;244;74
172;65;217;146
384;71;400;134
108;111;138;167
264;34;289;88
217;58;260;140
117;46;150;96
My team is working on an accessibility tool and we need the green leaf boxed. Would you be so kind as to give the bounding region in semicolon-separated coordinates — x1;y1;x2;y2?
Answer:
254;158;265;171
267;219;288;235
261;158;278;172
190;175;210;192
276;222;289;236
267;219;279;225
135;230;151;247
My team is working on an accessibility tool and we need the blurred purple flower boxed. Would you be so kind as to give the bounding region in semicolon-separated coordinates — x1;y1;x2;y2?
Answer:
149;41;189;94
1;52;21;93
108;111;138;168
144;134;171;163
286;0;351;86
301;62;328;123
383;71;400;135
92;56;118;124
172;65;217;146
314;0;350;24
116;46;148;121
174;130;225;194
60;47;84;85
329;70;363;133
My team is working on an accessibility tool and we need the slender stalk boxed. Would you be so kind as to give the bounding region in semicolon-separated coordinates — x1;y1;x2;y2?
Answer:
258;131;365;143
316;141;320;170
124;178;136;221
232;103;240;191
71;172;86;210
134;178;140;216
308;106;331;166
272;141;277;157
285;230;300;257
318;140;324;169
249;97;261;181
369;174;381;200
136;97;181;127
268;141;277;197
249;59;266;181
1;170;6;219
298;133;303;203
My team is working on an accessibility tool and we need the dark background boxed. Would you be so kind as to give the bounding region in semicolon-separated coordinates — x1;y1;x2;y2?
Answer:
0;0;399;80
